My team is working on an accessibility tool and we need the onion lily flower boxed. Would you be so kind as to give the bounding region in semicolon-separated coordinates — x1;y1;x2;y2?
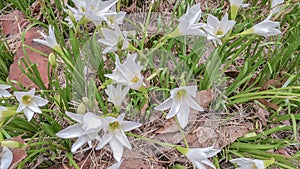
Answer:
239;19;281;37
230;158;274;169
33;26;62;54
107;159;123;169
85;0;118;25
14;88;48;121
105;53;144;90
0;146;13;169
96;113;142;162
169;3;206;37
203;13;236;45
56;112;103;152
98;24;129;54
154;86;204;128
65;0;118;27
0;84;11;97
105;84;129;108
176;146;221;169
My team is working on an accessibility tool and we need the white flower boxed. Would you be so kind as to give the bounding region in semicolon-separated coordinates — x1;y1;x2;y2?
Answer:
171;3;206;37
105;11;127;29
65;0;119;27
0;84;11;97
98;24;129;54
203;13;236;45
33;26;61;52
0;146;13;169
176;146;220;169
96;113;142;162
107;159;123;169
270;0;284;15
14;88;48;121
105;84;129;107
85;0;118;25
230;158;265;169
105;53;144;90
154;86;204;128
56;112;103;152
241;19;281;37
187;147;221;169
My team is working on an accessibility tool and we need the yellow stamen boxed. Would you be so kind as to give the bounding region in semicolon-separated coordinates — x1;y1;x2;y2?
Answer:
109;121;120;131
22;95;32;105
131;76;139;83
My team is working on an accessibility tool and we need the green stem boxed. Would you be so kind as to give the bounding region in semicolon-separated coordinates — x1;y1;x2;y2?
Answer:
126;132;176;148
174;117;189;148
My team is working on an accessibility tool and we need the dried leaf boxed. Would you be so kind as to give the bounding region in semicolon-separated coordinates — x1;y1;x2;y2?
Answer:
195;89;215;108
155;119;179;134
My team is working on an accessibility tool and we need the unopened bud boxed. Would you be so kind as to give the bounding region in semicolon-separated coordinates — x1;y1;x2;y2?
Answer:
1;140;26;149
49;53;56;66
82;97;89;105
77;103;86;114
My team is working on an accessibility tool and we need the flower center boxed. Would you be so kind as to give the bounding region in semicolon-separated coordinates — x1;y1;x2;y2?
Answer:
22;95;32;105
176;89;186;101
131;76;140;83
215;28;224;36
109;121;120;131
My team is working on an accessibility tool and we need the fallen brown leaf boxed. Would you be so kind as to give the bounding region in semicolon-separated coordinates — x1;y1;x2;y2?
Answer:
195;89;215;108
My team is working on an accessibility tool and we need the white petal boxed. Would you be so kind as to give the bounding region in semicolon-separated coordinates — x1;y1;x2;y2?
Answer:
1;147;13;169
230;158;253;166
117;113;125;122
0;89;12;97
200;159;216;169
121;121;142;132
180;86;197;97
207;14;220;29
16;103;27;112
56;123;84;138
33;96;48;106
97;132;113;149
253;159;265;169
28;104;42;114
71;136;87;152
186;95;204;112
166;101;181;119
154;98;172;111
110;137;124;162
65;111;84;123
28;88;36;97
114;130;131;149
193;161;207;169
14;91;26;102
176;103;190;128
82;112;103;131
23;108;35;121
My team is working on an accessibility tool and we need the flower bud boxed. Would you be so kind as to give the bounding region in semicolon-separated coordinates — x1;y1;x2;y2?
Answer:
49;53;56;66
82;97;89;105
1;140;26;149
77;103;86;114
